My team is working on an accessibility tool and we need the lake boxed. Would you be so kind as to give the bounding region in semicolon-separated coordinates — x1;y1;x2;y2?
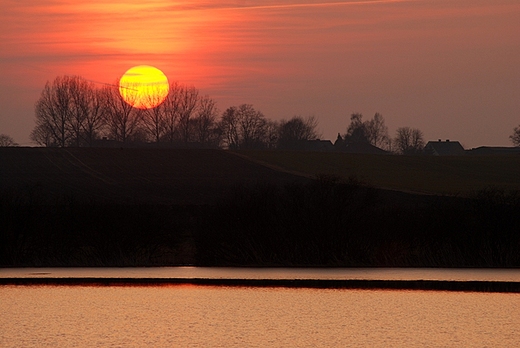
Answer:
3;267;520;281
2;268;520;347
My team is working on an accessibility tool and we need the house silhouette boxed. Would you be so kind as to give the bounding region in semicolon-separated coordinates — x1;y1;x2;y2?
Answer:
424;140;465;156
334;134;388;154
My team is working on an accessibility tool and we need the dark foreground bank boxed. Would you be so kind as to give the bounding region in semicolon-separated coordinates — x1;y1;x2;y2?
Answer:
2;278;520;293
1;176;519;268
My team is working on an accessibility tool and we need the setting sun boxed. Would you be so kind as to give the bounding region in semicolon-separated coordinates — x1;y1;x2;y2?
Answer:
119;65;169;109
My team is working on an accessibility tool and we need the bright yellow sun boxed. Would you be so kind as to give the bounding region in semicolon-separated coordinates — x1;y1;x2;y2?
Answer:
119;65;169;109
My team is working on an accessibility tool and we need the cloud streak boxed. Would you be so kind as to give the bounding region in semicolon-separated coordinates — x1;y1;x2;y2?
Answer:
154;0;418;13
220;0;417;11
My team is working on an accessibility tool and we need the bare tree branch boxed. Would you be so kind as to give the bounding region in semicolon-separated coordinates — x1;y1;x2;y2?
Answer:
394;127;425;154
0;134;17;147
510;125;520;147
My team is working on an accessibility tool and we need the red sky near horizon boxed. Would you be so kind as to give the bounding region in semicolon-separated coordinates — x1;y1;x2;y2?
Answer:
1;0;519;147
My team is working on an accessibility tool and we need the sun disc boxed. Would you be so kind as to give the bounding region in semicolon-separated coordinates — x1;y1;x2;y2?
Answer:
119;65;169;109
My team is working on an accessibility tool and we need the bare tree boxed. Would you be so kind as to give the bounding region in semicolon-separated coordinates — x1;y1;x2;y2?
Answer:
83;87;107;146
162;82;182;142
510;125;520;147
67;76;107;146
140;81;175;143
344;112;389;149
394;127;425;154
33;76;75;147
237;104;267;149
31;75;108;147
103;84;142;143
158;82;199;143
193;95;219;145
383;137;395;153
142;95;167;143
219;106;240;149
278;115;319;148
344;113;368;143
218;104;268;149
365;113;389;148
177;85;199;143
66;76;88;146
30;122;54;146
265;120;280;149
0;134;17;147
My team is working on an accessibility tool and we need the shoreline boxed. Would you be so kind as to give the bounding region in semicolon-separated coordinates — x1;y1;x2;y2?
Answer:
2;277;520;293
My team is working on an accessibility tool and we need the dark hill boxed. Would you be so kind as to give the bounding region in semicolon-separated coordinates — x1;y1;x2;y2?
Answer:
0;147;309;204
2;148;520;268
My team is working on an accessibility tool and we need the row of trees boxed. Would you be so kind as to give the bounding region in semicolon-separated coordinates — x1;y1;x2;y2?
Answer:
30;75;320;149
219;104;319;149
31;75;215;147
345;113;520;152
28;75;425;153
341;113;425;154
29;74;419;153
29;75;519;151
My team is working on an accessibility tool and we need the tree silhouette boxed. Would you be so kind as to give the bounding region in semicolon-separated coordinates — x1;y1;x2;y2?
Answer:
510;125;520;147
342;112;391;150
192;95;220;145
32;76;107;147
344;113;368;143
177;85;199;143
278;116;319;149
142;89;168;143
265;120;280;149
394;127;425;154
365;113;389;148
32;76;76;147
218;104;268;149
236;104;268;149
30;74;315;149
82;87;106;146
0;134;17;147
344;113;389;148
219;106;240;149
103;84;142;143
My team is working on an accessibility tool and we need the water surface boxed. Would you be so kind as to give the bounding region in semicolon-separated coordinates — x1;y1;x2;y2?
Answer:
1;285;519;347
2;267;520;282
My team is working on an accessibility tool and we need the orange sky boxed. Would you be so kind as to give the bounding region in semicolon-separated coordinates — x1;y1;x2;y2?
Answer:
1;0;519;147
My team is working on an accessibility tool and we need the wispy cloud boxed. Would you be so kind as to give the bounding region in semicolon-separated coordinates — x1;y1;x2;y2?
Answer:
217;0;417;11
155;0;417;13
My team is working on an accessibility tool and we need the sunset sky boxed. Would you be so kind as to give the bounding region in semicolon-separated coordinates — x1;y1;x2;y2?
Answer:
1;0;519;147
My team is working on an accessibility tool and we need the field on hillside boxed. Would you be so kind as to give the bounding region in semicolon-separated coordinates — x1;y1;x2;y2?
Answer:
2;148;520;267
2;148;518;201
237;150;520;195
0;148;308;204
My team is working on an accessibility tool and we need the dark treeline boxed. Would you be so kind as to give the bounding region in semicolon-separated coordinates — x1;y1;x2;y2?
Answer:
4;74;517;149
2;178;519;267
336;112;425;154
29;75;431;154
30;75;319;150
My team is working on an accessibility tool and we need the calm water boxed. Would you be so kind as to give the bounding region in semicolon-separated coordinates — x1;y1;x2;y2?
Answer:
2;268;520;347
1;285;520;347
3;267;520;281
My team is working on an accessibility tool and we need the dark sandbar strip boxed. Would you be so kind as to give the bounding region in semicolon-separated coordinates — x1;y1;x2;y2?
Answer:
1;278;520;293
